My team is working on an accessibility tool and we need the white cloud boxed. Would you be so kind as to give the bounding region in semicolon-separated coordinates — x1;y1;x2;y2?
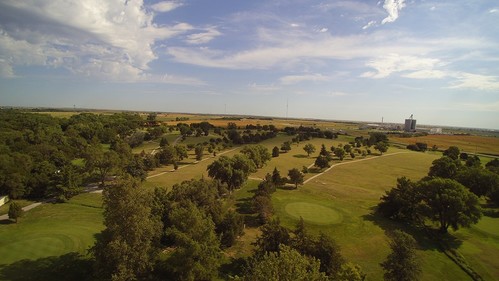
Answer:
449;73;499;91
381;0;406;24
279;74;330;85
185;27;222;45
489;8;498;13
361;54;442;78
150;1;183;12
330;91;349;97
403;69;448;79
318;27;329;33
0;0;193;81
248;83;280;92
362;20;377;30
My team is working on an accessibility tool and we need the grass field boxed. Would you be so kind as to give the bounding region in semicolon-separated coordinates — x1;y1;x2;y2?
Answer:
0;193;103;266
391;134;499;156
0;200;35;216
268;151;499;280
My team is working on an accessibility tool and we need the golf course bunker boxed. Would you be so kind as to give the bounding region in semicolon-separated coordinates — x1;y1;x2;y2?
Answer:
285;202;343;225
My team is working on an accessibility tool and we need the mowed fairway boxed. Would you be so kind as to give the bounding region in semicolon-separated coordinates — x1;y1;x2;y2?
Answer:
272;150;499;280
0;193;103;266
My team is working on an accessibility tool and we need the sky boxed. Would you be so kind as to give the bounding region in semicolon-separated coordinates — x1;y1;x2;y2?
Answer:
0;0;498;129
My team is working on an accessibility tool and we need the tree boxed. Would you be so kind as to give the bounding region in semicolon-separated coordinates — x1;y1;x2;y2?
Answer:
174;145;188;161
281;141;292;153
455;167;499;197
85;147;121;186
8;201;23;223
271;167;285;187
92;176;161;280
254;218;290;255
334;147;346;161
337;263;367;281
377;177;419;222
380;230;421;281
195;145;204;161
303;144;316;157
288;168;304;189
374;142;388;155
443;146;460;160
241;145;271;168
272;146;280;157
164;202;222;280
315;155;330;169
207;155;256;192
159;137;169;147
428;156;461;179
242;245;328;281
485;158;499;174
417;178;482;233
313;233;345;277
157;145;178;166
218;210;244;248
49;164;83;201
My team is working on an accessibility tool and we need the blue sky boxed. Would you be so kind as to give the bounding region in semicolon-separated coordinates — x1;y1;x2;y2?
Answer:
0;0;498;129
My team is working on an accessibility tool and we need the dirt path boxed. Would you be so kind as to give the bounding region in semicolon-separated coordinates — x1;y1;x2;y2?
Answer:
146;148;239;179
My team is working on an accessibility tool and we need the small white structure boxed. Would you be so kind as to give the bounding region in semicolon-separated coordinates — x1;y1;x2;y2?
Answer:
430;128;443;134
0;196;9;207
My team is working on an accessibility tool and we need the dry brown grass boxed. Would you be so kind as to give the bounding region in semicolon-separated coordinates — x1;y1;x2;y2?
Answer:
391;135;499;155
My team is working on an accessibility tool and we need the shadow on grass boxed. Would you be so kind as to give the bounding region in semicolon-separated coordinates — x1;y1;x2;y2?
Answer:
0;253;93;281
293;154;308;158
277;185;297;191
0;219;14;225
219;257;250;280
362;209;463;251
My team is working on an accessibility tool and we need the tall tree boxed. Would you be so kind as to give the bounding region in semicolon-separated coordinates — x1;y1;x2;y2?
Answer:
417;178;482;233
428;156;461;179
165;202;222;281
92;176;161;281
315;155;330;169
288;168;304;189
207;155;256;192
443;146;460;160
85;147;121;186
333;147;346;161
242;245;328;281
374;142;388;155
8;201;24;223
380;230;421;281
241;145;271;168
195;145;204;161
272;146;280;157
303;144;316;157
254;218;290;256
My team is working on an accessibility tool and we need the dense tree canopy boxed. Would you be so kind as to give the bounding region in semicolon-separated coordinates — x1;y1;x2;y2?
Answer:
381;230;421;281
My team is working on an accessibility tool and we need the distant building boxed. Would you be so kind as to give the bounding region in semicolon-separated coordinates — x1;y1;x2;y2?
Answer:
430;128;442;134
404;118;416;132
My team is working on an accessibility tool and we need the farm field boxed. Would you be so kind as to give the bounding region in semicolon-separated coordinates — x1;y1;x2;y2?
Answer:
0;193;104;267
391;134;499;156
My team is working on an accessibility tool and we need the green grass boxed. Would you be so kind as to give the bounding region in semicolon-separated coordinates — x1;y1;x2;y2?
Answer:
0;200;35;216
0;193;104;266
270;151;489;280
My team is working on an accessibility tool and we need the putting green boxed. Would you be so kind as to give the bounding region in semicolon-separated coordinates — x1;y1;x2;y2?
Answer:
284;202;343;225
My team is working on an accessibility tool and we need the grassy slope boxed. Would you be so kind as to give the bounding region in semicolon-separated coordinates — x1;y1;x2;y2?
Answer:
271;150;495;280
391;135;499;155
0;193;103;266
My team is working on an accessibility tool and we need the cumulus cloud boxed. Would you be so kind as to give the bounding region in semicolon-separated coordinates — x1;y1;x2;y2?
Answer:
381;0;406;24
0;0;192;81
361;54;442;78
150;1;183;13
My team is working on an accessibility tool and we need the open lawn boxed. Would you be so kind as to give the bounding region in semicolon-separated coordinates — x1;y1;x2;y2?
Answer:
391;134;499;156
269;151;498;280
0;193;103;266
